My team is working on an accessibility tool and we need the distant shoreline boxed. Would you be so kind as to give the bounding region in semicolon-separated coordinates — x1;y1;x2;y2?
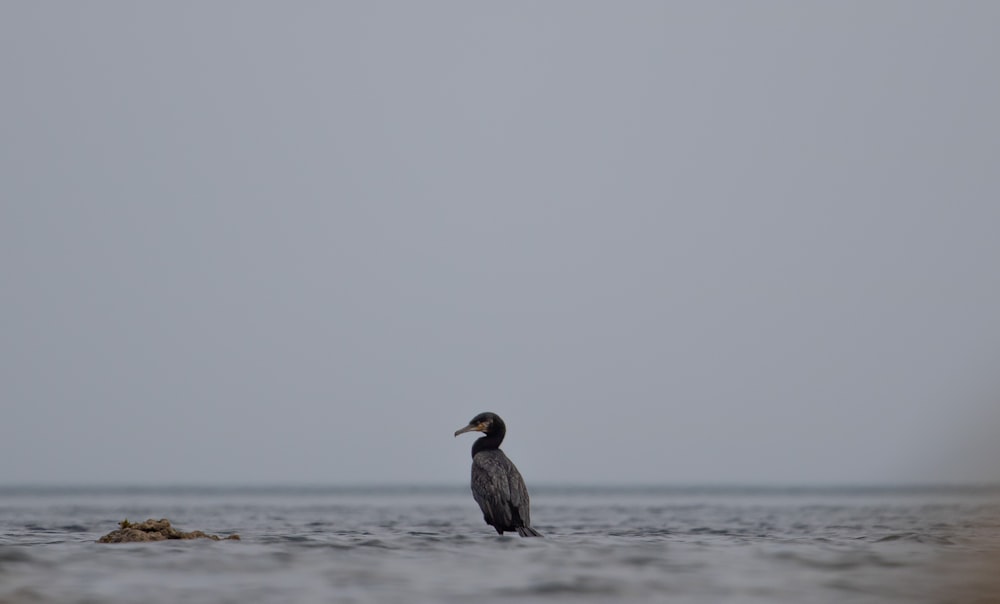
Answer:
2;483;1000;497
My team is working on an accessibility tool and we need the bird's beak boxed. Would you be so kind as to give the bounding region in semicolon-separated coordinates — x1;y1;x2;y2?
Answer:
454;422;486;437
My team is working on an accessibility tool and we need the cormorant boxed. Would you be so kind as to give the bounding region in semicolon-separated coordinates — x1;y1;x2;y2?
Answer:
454;412;542;537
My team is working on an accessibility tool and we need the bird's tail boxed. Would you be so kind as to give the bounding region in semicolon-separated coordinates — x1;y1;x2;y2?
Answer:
517;526;543;537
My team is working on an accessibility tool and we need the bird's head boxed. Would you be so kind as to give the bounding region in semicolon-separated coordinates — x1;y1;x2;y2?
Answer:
454;412;502;437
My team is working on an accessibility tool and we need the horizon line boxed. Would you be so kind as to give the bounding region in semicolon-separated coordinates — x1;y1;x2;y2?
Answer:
2;481;999;493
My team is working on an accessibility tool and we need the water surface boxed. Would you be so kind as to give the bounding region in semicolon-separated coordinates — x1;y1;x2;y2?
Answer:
1;485;998;603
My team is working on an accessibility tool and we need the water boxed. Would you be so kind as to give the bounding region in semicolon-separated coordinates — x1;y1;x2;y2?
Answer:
1;485;999;603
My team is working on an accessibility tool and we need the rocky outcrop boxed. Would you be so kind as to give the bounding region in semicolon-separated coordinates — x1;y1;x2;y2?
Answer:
97;518;240;543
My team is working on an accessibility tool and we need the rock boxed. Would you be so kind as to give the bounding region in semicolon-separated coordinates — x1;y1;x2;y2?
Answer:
97;518;240;543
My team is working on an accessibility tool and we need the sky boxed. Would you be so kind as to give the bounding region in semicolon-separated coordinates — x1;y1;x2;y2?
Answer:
1;2;998;486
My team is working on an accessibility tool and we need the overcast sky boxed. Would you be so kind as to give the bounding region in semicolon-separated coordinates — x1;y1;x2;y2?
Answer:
2;2;998;486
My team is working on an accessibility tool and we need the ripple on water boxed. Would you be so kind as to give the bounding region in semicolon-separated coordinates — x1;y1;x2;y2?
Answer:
874;532;955;545
494;575;625;597
0;548;35;564
772;549;910;570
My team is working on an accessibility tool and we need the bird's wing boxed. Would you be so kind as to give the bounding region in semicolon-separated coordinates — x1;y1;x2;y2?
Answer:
471;453;515;529
506;463;531;527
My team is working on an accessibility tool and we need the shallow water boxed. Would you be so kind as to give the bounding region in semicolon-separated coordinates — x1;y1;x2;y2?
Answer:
1;486;998;603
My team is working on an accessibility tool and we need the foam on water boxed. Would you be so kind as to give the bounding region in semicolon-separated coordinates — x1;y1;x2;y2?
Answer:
1;486;998;603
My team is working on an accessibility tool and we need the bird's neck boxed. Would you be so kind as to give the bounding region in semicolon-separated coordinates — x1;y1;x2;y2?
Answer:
472;431;505;456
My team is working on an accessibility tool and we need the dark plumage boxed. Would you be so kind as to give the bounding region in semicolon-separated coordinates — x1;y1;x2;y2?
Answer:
454;412;542;537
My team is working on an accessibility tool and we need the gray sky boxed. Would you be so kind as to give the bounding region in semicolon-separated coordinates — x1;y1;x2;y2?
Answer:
2;2;998;486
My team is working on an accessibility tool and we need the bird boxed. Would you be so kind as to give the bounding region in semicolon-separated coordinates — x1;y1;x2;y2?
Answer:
454;412;542;537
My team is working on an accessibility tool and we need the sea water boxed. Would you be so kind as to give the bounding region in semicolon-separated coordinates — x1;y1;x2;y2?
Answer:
1;485;998;603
